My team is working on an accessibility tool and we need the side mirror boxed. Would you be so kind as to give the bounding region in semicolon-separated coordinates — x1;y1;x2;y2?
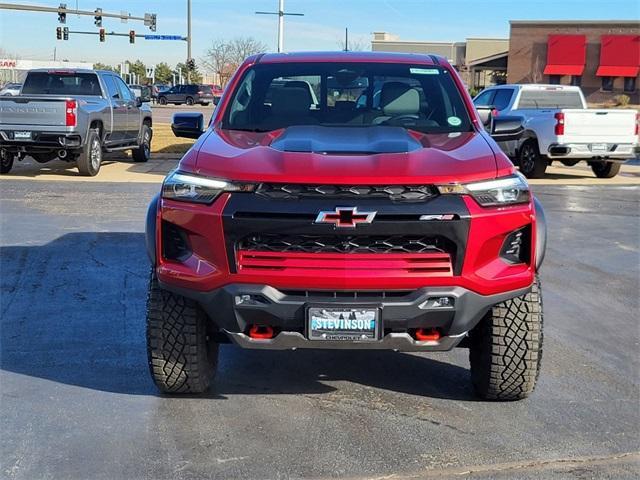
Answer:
171;112;204;139
476;106;494;127
490;115;525;142
135;96;143;108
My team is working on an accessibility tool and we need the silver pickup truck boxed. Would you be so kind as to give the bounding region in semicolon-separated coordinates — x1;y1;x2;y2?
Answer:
0;69;153;176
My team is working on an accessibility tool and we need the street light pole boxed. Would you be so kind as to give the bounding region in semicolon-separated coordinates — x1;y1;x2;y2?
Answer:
255;0;304;53
186;0;192;83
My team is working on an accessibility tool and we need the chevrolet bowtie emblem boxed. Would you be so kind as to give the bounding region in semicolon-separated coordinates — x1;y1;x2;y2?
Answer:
315;207;377;228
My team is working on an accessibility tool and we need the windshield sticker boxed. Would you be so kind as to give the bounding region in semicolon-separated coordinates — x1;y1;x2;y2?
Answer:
409;68;439;75
447;116;462;126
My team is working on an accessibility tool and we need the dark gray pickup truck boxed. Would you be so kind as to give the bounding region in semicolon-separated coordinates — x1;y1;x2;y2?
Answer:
0;69;153;176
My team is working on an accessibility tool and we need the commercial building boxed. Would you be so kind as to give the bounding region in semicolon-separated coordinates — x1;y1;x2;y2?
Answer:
0;59;94;85
507;20;640;104
371;32;508;90
371;21;640;104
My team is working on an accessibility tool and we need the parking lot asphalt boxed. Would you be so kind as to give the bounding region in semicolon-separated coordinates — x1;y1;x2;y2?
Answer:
149;103;216;124
1;181;639;479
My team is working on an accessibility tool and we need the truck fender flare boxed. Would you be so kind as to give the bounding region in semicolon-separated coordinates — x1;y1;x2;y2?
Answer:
145;193;160;265
534;196;547;271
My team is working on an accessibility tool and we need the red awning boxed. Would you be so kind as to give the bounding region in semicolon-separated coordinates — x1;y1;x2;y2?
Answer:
597;35;640;77
543;35;586;76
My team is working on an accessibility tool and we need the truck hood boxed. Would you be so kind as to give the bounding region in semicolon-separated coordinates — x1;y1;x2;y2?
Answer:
190;126;501;184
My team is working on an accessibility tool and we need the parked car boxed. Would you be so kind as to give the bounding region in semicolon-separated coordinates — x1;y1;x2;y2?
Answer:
146;51;546;401
0;69;153;176
0;83;22;96
128;84;152;102
474;84;639;178
157;84;214;106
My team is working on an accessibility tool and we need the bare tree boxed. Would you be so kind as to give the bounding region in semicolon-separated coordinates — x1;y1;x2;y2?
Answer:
229;37;268;66
531;55;543;84
201;37;267;87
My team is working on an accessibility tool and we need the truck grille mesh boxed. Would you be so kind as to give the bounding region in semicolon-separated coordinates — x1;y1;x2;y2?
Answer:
255;184;438;201
238;234;448;254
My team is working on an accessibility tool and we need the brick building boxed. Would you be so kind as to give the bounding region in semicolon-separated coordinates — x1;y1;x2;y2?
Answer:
507;20;640;104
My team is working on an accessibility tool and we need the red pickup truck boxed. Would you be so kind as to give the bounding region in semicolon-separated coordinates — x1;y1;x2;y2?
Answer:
145;52;546;400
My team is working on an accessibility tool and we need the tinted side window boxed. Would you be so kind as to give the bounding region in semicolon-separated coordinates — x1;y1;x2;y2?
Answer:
114;77;134;101
492;89;514;111
103;76;120;99
473;90;494;107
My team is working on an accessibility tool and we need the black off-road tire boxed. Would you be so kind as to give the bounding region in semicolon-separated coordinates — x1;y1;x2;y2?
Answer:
186;96;195;106
76;128;102;176
591;161;621;178
469;278;543;401
132;124;152;163
158;96;168;105
146;269;218;394
0;150;14;174
518;140;547;178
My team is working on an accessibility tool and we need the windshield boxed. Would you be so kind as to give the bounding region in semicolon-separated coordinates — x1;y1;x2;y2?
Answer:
223;62;472;134
22;72;102;96
517;90;583;109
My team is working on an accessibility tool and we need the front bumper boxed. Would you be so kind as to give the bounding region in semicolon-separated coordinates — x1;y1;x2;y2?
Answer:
547;142;639;160
159;281;531;351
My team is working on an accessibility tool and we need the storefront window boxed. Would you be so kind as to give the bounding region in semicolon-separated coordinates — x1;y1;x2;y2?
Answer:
624;77;636;93
601;77;613;92
570;76;582;87
548;75;561;85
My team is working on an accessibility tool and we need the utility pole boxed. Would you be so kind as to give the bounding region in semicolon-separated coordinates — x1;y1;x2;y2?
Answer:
186;0;191;83
344;28;348;52
255;0;304;53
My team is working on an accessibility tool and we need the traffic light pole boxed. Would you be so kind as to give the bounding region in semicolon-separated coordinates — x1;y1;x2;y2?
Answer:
0;2;154;24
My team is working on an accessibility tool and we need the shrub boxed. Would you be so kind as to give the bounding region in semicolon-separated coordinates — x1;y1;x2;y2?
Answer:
613;94;630;107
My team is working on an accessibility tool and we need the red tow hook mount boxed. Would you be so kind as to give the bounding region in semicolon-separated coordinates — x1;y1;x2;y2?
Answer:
414;328;441;342
248;325;274;340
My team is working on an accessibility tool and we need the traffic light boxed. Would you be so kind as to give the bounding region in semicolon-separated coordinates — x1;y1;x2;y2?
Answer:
94;8;102;27
99;28;106;42
150;14;157;32
58;3;66;23
129;30;135;44
63;27;69;41
187;59;195;71
56;27;62;40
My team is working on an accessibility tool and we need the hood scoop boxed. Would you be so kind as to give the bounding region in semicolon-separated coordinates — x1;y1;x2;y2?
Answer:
269;125;423;154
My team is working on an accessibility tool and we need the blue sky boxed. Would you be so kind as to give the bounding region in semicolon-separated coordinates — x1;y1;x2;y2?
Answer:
1;0;638;67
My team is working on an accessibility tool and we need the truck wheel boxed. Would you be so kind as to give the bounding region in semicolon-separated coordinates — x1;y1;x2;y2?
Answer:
0;150;14;174
76;129;102;176
518;140;547;178
591;161;621;178
132;124;152;163
146;269;218;393
186;96;194;106
158;96;168;105
469;278;543;401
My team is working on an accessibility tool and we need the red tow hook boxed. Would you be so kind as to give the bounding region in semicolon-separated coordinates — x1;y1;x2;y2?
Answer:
248;325;274;340
414;328;441;342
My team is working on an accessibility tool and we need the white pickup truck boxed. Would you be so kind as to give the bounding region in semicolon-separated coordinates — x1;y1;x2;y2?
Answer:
473;84;639;178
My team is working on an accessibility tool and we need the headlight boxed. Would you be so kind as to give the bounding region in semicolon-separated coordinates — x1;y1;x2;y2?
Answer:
436;173;530;207
162;171;255;204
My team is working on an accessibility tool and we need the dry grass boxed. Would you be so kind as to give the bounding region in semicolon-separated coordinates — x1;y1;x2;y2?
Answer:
151;123;196;155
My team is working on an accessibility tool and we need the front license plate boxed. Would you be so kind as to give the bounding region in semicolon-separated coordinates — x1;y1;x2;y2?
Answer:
591;143;608;153
14;131;32;140
308;307;379;341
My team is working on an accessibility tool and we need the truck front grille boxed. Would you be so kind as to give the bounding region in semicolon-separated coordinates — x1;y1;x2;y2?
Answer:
255;183;438;201
238;234;450;254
